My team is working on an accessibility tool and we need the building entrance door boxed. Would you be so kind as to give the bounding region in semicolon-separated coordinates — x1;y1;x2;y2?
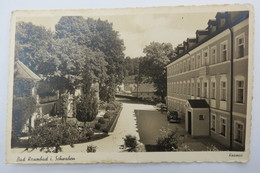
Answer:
188;111;192;134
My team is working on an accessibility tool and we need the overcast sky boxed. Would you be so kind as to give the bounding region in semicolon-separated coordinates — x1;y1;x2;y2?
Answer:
17;12;216;58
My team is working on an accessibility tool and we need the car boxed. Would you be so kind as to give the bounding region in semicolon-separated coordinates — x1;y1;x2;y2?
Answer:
167;111;181;123
161;105;168;112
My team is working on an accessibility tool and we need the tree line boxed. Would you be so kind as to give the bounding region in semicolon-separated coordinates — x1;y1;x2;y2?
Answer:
16;16;177;103
15;16;125;102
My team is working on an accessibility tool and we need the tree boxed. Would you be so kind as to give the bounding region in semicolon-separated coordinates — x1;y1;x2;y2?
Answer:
15;22;60;76
12;79;37;135
55;17;124;101
123;135;138;152
76;89;98;126
123;56;140;76
55;16;90;45
140;42;175;101
27;119;79;153
86;18;125;101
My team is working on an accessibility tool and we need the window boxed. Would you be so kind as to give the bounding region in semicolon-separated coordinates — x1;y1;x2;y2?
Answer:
197;82;201;97
236;34;245;58
177;82;179;94
203;82;208;98
199;115;204;120
180;62;183;73
220;41;228;62
234;122;244;144
187;59;191;71
203;50;209;65
211;47;217;64
179;82;182;94
236;80;245;103
191;82;195;96
221;81;227;101
183;82;186;95
220;117;227;137
211;82;216;99
211;114;216;131
187;82;191;95
183;60;186;72
197;54;201;68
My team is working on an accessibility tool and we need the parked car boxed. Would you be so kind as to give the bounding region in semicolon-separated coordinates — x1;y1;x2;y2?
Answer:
156;103;167;112
167;111;181;123
161;105;167;112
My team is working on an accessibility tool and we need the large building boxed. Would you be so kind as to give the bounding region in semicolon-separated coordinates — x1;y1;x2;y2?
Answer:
166;11;249;151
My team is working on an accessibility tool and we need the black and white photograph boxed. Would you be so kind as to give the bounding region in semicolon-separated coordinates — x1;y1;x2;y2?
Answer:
5;4;254;163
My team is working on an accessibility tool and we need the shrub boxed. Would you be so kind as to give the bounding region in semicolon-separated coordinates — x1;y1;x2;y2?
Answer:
79;127;94;139
123;135;138;152
99;101;107;110
206;144;219;151
103;112;110;119
85;130;94;138
86;145;97;153
102;129;109;134
105;102;121;111
98;117;106;124
94;123;101;130
156;128;190;152
27;119;80;153
76;89;98;126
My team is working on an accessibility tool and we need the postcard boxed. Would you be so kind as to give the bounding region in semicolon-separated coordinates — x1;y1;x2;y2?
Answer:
6;4;254;163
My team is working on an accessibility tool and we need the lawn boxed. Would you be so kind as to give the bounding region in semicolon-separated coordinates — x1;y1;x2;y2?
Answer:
135;110;186;145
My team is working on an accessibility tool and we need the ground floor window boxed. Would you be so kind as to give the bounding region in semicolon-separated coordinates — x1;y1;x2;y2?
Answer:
211;114;216;131
220;117;227;137
234;122;244;144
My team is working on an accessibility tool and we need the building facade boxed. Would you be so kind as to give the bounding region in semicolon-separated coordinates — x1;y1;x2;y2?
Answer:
166;11;249;151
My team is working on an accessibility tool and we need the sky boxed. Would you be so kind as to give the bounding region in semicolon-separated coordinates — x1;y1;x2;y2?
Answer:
17;11;216;58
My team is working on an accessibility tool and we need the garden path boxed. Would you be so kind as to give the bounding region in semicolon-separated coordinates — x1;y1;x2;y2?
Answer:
12;102;156;153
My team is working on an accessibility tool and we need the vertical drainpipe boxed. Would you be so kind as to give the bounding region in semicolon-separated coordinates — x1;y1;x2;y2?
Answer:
228;26;234;151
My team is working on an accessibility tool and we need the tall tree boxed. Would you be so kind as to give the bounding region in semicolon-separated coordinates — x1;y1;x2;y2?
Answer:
86;18;125;102
15;22;60;77
55;17;125;102
140;42;175;101
123;56;140;76
76;89;99;126
55;16;90;45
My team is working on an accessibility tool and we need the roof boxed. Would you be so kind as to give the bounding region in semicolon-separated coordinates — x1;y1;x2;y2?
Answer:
187;99;210;108
167;11;249;67
15;60;41;81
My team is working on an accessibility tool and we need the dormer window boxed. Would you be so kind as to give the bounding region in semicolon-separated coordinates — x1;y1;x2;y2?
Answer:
220;18;226;27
